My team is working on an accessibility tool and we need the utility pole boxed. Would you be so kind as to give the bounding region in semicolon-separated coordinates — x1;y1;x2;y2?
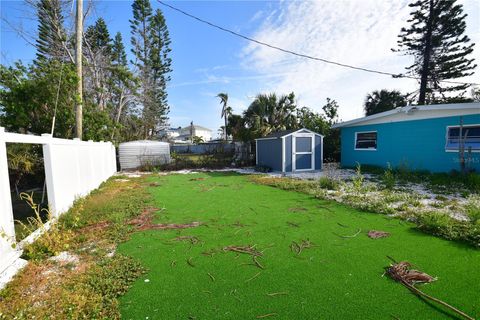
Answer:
75;0;83;139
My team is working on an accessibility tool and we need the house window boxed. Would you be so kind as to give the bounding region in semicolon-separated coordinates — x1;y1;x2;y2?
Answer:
446;125;480;151
355;131;377;150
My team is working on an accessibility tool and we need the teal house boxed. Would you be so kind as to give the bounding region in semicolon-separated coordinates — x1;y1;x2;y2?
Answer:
332;103;480;173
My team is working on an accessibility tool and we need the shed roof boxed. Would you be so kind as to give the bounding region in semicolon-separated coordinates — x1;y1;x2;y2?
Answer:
256;128;324;140
332;102;480;129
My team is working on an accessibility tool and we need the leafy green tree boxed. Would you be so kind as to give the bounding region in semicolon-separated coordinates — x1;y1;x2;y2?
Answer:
364;89;407;116
297;99;340;162
394;0;476;104
192;136;204;144
0;61;77;137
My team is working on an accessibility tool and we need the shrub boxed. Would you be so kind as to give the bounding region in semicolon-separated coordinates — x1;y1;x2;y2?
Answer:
318;177;339;190
416;211;480;247
465;195;480;224
17;193;74;260
352;163;364;191
382;163;396;190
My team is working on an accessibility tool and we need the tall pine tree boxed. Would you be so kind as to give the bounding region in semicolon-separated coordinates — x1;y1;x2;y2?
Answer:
394;0;476;104
83;18;113;111
147;9;172;134
130;0;172;138
35;0;70;64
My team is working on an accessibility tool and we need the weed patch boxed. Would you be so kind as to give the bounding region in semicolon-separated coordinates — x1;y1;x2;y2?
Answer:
0;177;151;318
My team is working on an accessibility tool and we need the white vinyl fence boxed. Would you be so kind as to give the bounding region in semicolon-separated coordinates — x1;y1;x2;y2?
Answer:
0;127;116;282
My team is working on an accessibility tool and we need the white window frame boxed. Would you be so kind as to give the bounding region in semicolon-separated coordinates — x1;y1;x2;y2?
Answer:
292;133;315;172
354;131;377;151
445;124;480;153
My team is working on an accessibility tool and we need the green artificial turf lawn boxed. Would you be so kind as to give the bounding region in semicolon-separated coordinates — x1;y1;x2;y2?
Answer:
118;172;480;320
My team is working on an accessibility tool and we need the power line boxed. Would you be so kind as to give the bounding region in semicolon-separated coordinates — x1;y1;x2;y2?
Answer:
157;0;479;87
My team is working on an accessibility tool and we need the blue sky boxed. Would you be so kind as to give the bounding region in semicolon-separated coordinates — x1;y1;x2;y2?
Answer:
1;0;479;138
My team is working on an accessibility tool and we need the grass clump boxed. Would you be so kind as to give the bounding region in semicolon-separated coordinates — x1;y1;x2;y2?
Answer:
351;163;364;191
318;176;340;190
382;163;396;190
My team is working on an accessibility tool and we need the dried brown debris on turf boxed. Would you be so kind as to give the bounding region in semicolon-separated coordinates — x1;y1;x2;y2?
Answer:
223;245;262;257
189;177;206;181
288;207;308;213
128;207;201;231
386;261;436;285
368;230;390;239
290;239;317;256
223;245;265;269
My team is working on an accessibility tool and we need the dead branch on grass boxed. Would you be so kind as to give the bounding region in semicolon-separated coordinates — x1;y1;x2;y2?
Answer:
266;292;288;297
245;272;261;283
287;221;300;227
174;236;201;245
187;257;195;267
207;272;215;282
256;313;278;318
334;228;361;238
128;209;202;231
288;207;308;212
385;261;474;320
290;239;316;255
223;245;262;257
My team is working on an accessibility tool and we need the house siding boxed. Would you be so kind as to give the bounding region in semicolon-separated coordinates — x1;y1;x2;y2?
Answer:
340;114;480;173
257;138;283;171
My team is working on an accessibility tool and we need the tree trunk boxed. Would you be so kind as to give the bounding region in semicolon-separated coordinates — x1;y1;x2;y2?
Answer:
418;0;435;105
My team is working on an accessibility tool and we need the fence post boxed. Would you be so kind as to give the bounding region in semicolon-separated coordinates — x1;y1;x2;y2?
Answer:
41;133;59;217
0;127;15;241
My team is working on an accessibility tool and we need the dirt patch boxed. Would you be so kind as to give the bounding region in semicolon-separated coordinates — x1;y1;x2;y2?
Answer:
79;220;111;233
368;230;390;239
189;177;206;181
128;207;202;231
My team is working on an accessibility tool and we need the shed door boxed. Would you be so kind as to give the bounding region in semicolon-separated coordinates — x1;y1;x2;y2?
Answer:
292;134;314;171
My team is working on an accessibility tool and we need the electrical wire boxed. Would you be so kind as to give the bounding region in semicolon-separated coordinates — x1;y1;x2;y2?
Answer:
157;0;479;87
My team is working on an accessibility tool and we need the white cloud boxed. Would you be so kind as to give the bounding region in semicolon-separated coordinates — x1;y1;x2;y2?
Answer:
241;0;480;121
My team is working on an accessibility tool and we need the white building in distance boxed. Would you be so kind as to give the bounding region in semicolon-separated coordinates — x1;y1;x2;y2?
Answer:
178;125;212;142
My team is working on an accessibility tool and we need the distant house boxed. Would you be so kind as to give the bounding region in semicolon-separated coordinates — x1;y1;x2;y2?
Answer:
177;125;213;142
255;128;323;173
158;127;181;140
332;103;480;173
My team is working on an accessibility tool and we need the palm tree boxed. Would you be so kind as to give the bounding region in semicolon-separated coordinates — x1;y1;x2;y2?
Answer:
217;93;232;140
243;92;297;137
364;90;407;116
